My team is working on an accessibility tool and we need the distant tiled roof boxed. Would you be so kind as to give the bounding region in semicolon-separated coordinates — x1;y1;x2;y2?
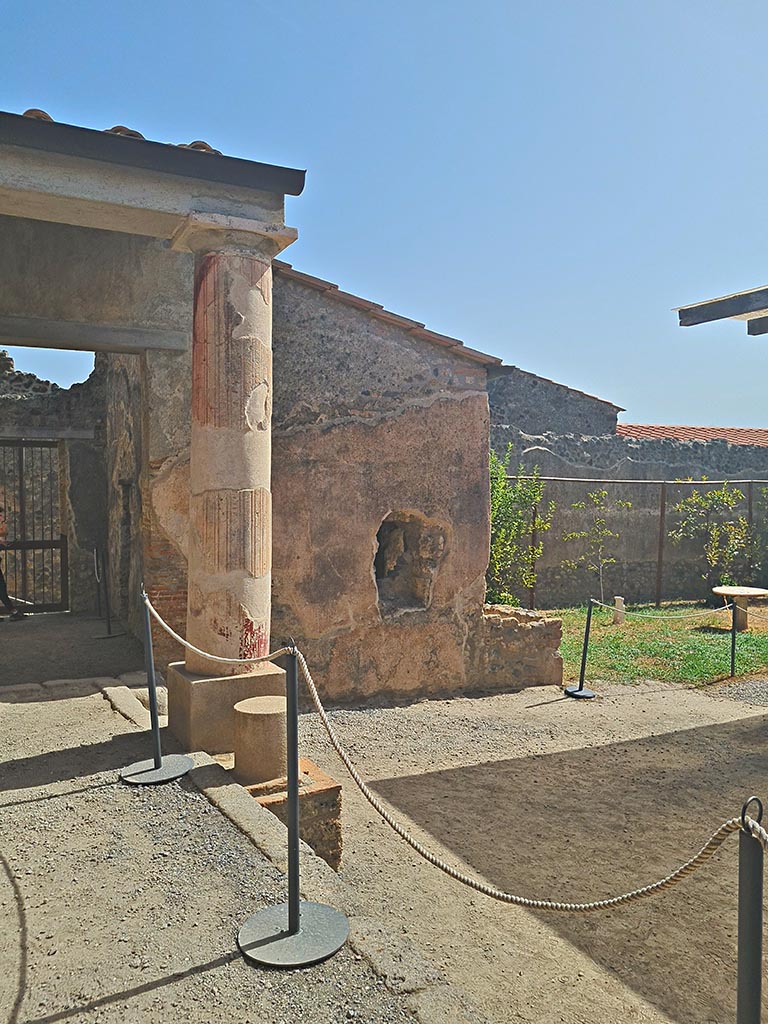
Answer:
617;423;768;446
273;260;502;366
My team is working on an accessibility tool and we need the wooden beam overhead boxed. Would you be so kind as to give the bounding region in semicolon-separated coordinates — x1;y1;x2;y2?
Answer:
747;316;768;336
678;287;768;327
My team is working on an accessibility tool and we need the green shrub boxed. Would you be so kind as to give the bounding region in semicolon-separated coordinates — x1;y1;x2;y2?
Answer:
561;489;632;604
486;445;553;605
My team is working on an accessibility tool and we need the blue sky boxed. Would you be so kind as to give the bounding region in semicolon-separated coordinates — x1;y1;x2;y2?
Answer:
3;1;768;425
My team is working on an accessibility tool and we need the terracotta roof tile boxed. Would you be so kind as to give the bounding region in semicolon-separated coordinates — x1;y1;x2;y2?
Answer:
22;108;222;155
273;260;502;366
617;424;768;446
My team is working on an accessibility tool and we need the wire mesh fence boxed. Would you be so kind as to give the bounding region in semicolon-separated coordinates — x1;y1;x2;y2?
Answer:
510;475;768;610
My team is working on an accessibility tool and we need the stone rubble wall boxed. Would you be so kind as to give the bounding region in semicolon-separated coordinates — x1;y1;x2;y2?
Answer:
0;350;61;398
0;350;107;612
488;365;620;437
471;606;563;689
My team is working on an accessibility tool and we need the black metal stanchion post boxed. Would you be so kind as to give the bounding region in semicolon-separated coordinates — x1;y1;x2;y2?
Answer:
93;547;126;640
94;547;102;618
104;557;112;636
120;586;193;785
238;647;349;967
286;647;301;936
737;797;764;1024
566;599;596;699
732;604;738;679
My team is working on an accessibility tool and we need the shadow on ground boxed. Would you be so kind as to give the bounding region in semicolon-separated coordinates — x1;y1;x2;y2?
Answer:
0;729;183;794
0;612;143;687
373;715;768;1024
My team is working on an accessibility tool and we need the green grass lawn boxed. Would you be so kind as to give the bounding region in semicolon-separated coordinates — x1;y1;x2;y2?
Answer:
545;602;768;686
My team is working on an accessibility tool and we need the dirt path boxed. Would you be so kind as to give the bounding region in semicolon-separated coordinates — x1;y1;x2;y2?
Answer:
0;612;144;687
0;686;416;1024
300;681;768;1024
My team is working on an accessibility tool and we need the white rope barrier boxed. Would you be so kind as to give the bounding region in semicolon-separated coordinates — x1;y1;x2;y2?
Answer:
142;593;768;913
592;600;733;620
142;592;290;665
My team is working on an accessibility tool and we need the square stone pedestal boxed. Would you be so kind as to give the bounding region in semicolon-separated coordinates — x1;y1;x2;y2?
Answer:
167;660;286;754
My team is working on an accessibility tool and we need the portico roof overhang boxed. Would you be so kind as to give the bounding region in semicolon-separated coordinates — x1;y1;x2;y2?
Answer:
0;110;305;354
676;286;768;336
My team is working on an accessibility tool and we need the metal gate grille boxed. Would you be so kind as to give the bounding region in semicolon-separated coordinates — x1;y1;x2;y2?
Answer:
0;440;69;612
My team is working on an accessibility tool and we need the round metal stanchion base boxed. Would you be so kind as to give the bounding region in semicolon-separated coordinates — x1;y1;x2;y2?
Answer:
565;685;596;700
120;754;194;785
238;901;349;968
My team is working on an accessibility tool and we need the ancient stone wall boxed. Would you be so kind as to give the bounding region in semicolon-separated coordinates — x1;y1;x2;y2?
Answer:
114;273;562;700
102;348;192;665
0;350;107;612
0;351;62;398
488;366;620;437
493;426;768;607
103;353;146;638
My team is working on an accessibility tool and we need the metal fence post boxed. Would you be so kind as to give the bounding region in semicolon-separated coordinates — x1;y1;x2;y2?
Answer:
655;481;667;608
120;585;192;786
238;646;349;967
738;797;764;1024
566;599;596;699
529;502;538;610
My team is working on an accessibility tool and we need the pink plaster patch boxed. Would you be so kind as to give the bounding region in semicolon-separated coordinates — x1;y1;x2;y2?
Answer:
212;618;233;642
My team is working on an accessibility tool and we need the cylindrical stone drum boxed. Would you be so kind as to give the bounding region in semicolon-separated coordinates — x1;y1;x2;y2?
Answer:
233;695;287;785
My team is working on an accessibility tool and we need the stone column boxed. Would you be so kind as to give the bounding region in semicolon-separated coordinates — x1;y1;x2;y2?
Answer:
186;248;273;673
167;218;295;753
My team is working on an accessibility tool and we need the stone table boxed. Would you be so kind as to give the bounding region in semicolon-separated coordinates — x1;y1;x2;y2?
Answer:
712;585;768;631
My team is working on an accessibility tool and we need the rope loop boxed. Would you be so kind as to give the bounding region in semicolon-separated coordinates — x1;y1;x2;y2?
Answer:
142;592;289;666
591;599;733;620
743;796;764;831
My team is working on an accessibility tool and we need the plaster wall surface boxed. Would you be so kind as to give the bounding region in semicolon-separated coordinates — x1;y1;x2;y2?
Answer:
0;214;194;345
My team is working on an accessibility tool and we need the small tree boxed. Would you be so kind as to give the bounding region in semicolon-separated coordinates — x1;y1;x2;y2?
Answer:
487;445;554;605
561;489;632;604
668;481;757;595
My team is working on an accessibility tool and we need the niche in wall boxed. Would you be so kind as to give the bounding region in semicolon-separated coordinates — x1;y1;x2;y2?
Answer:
374;511;446;616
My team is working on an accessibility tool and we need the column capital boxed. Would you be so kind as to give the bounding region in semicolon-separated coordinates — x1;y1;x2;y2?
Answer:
170;211;298;257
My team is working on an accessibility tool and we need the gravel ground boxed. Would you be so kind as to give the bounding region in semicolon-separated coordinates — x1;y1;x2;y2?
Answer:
299;680;768;1024
0;687;416;1024
709;676;768;705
